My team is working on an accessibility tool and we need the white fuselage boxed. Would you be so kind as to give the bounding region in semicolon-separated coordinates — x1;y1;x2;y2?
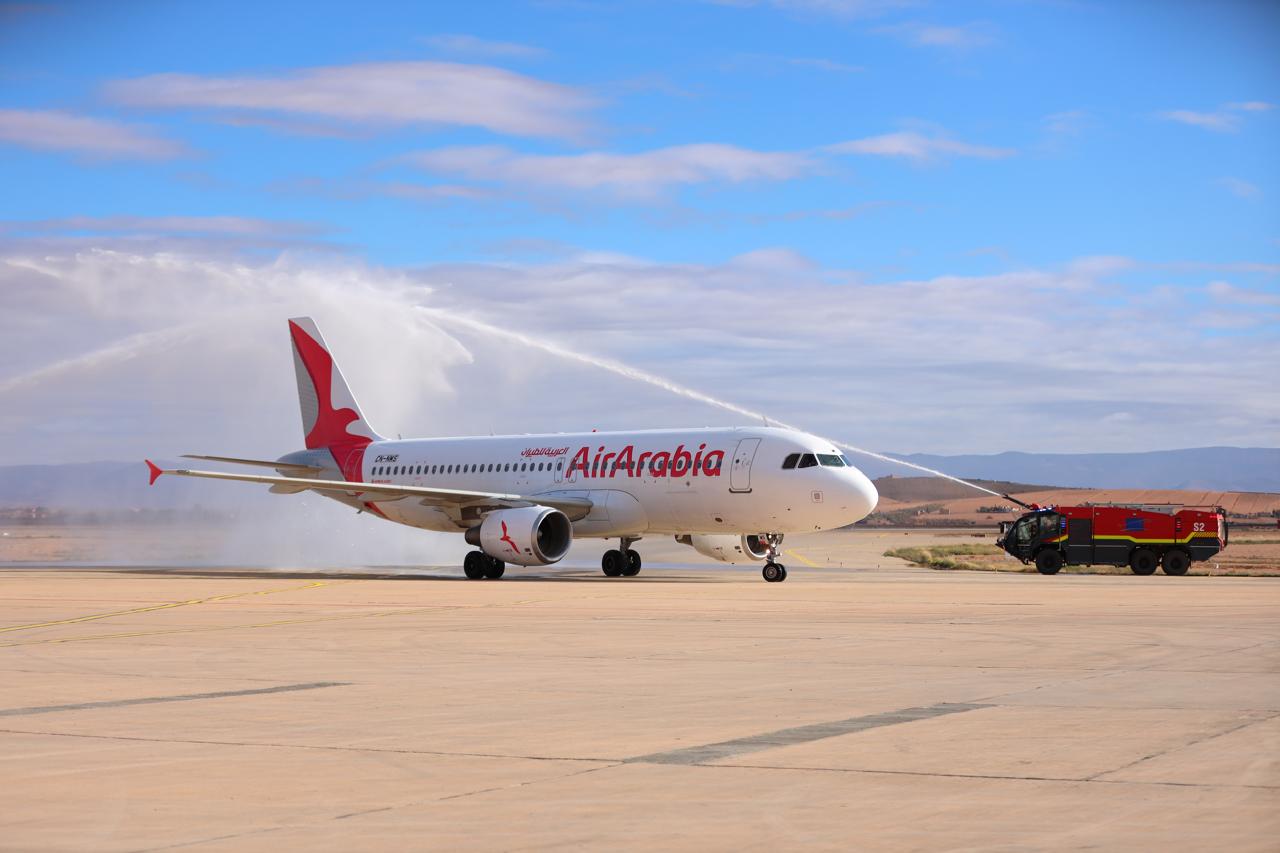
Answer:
281;426;878;539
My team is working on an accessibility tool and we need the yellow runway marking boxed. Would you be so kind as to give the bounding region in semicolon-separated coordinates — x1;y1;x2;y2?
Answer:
784;549;821;568
0;581;336;635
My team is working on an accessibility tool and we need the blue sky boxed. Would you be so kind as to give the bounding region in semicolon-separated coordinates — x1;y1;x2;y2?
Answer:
0;0;1277;462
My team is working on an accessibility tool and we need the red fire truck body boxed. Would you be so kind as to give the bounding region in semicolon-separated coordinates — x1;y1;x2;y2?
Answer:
997;504;1228;575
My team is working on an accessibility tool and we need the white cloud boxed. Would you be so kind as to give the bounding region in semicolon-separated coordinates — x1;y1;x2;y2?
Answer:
1158;109;1239;132
1207;280;1280;307
4;215;326;237
1225;101;1275;112
788;57;864;74
876;21;996;50
1217;177;1261;199
422;33;546;59
2;246;1276;477
105;61;597;142
827;131;1014;161
1158;101;1274;133
1042;110;1089;137
0;109;186;159
407;143;815;197
712;0;912;18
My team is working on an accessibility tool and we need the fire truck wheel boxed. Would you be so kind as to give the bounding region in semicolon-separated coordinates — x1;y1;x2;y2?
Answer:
1161;549;1191;576
1130;549;1158;576
1034;550;1064;575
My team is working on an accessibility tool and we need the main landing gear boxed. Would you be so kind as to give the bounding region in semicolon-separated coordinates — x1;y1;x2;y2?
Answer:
760;534;788;583
602;538;642;578
463;550;505;580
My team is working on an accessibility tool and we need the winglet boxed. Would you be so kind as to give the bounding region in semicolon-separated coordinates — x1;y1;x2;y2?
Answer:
145;459;163;486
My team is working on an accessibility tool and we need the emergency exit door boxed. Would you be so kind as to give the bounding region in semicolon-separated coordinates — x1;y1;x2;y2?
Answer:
729;438;760;493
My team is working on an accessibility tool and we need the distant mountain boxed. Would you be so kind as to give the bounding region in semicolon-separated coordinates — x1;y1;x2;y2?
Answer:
855;447;1280;493
0;447;1276;511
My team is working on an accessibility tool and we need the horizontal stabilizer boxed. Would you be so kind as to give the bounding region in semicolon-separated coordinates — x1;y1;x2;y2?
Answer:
181;454;322;475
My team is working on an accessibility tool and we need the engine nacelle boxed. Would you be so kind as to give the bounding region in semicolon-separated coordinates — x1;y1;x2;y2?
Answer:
675;533;776;564
467;506;572;566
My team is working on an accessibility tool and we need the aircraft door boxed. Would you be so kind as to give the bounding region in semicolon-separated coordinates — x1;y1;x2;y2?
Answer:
729;438;761;493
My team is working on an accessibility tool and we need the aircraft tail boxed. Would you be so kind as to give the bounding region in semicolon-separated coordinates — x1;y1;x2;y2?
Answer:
287;317;383;450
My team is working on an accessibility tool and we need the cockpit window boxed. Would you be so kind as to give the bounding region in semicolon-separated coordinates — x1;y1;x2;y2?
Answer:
817;454;845;467
797;453;817;468
840;454;854;466
781;453;800;470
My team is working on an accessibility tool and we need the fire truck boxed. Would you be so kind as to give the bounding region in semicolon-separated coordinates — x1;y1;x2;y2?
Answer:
996;500;1228;575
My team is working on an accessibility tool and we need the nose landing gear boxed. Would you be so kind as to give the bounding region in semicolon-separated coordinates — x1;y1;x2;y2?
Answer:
762;562;787;582
760;533;787;582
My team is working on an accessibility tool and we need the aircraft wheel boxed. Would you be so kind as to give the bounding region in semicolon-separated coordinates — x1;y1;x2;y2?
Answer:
483;558;505;579
463;551;487;580
621;549;642;576
1161;549;1190;576
763;562;787;583
1035;550;1064;575
1130;548;1158;576
602;550;624;577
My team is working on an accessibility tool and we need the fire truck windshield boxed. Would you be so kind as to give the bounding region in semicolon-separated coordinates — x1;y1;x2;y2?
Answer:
1013;512;1061;545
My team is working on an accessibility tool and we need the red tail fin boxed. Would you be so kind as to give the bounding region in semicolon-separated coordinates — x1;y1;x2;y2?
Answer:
145;459;163;486
288;317;380;450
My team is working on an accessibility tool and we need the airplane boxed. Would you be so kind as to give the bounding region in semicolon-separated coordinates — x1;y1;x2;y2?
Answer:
146;317;879;582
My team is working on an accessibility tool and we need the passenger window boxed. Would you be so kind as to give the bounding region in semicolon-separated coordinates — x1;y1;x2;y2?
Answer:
797;454;817;468
557;461;563;471
782;454;800;470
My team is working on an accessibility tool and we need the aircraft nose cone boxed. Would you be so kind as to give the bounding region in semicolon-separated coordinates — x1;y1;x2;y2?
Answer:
845;464;879;521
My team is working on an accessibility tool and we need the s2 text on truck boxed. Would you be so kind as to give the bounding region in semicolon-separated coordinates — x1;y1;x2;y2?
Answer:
996;503;1228;576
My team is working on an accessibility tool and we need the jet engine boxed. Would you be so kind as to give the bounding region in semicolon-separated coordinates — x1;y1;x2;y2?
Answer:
675;533;777;564
467;506;572;566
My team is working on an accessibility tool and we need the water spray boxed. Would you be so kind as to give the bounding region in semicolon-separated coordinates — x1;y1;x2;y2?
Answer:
416;307;1006;499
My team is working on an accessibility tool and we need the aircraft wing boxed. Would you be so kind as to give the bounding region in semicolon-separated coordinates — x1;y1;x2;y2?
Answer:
145;460;593;520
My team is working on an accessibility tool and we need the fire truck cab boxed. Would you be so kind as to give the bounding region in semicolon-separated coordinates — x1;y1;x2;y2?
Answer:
997;504;1228;576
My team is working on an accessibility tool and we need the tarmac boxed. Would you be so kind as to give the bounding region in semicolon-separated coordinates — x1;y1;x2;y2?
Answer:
2;531;1278;851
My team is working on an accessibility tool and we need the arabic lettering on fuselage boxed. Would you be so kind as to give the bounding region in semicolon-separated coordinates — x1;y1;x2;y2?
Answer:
520;446;570;459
